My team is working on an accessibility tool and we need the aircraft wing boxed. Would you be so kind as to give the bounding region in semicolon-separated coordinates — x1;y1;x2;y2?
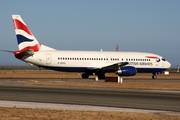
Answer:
95;62;129;72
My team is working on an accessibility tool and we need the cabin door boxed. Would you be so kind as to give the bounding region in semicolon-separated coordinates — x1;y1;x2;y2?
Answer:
46;54;52;64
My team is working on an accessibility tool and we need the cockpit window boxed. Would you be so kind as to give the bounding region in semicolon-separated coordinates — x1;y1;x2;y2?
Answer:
162;58;166;61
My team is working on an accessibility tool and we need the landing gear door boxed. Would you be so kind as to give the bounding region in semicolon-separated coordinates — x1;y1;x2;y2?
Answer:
46;54;51;65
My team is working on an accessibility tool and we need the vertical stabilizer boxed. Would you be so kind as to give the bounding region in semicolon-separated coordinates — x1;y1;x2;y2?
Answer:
12;15;55;52
12;15;41;51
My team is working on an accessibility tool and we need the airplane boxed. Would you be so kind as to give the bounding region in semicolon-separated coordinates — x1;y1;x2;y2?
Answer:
2;15;171;79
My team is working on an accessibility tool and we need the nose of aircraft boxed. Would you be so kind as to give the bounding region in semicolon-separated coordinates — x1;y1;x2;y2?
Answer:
167;61;171;68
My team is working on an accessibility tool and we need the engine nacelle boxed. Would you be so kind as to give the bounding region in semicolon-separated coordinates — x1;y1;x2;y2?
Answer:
115;66;137;76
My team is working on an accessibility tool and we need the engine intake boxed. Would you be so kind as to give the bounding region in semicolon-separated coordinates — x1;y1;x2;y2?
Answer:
115;66;136;76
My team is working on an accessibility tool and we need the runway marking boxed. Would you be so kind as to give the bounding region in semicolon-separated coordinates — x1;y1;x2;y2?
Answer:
27;80;39;82
0;87;180;98
0;95;180;109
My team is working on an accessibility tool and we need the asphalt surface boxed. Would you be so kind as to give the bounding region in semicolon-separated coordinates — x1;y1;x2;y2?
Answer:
0;78;180;115
1;78;180;83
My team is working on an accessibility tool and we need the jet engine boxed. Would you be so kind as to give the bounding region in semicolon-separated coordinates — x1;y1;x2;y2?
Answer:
115;66;136;76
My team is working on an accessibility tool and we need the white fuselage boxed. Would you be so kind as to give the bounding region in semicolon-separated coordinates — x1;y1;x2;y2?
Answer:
22;50;171;73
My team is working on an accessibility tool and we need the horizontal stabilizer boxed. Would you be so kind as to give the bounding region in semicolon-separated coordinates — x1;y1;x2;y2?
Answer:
17;49;34;55
14;49;34;59
14;49;34;56
0;50;14;53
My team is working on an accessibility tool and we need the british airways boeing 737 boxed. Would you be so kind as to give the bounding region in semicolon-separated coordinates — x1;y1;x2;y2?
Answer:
3;15;171;79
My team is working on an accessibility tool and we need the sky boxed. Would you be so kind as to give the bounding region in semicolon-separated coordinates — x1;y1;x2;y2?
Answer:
0;0;179;67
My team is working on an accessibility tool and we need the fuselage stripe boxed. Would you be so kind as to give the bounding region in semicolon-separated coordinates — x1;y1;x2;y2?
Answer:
145;56;160;59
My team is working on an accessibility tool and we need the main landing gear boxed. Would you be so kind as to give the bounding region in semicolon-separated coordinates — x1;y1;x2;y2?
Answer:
98;74;105;79
81;73;89;78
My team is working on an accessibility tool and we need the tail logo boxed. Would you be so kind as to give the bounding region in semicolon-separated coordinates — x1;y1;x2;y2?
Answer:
12;15;41;59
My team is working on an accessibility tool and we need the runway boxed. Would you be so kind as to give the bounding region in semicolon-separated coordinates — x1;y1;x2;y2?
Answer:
0;78;180;115
0;84;180;112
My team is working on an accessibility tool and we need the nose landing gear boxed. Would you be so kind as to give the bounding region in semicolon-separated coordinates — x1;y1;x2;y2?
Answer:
152;75;157;79
152;73;157;79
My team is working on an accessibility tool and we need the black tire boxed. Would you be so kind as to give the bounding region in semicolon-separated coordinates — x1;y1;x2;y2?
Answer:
82;73;89;78
152;75;157;79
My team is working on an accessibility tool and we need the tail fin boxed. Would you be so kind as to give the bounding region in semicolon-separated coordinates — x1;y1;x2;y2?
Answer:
12;15;41;51
12;15;55;52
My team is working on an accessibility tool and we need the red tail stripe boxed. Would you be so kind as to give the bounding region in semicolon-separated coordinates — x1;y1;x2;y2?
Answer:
19;43;41;53
13;19;33;36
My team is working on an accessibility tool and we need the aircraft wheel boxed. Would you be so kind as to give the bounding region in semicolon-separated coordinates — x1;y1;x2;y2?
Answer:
82;73;89;78
152;75;157;79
